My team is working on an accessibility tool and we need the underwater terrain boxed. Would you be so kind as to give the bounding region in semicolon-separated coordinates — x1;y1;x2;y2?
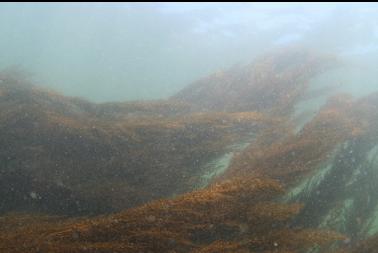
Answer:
1;47;378;252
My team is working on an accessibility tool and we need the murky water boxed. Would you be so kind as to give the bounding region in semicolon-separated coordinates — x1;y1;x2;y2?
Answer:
1;3;378;253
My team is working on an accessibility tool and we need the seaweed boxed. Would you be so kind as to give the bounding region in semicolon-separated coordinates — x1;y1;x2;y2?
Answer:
0;176;345;253
0;71;276;215
2;48;370;253
173;47;338;115
221;93;363;186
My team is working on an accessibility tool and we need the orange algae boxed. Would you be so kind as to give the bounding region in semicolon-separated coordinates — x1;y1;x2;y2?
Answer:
0;177;345;253
2;48;372;253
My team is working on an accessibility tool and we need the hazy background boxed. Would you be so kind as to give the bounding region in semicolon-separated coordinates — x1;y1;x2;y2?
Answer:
1;2;378;102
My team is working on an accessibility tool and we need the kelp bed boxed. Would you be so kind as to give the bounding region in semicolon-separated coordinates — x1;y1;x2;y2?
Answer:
1;47;378;252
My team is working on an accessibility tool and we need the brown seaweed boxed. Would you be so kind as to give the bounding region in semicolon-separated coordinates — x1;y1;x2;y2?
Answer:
0;177;346;253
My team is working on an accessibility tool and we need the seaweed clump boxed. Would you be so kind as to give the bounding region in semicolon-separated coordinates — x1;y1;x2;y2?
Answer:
223;93;363;185
0;69;275;215
0;47;333;215
0;176;345;253
216;90;378;247
173;47;337;115
0;47;361;253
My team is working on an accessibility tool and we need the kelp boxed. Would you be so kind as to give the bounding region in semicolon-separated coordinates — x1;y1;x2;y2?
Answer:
348;233;378;253
0;177;346;253
1;47;336;216
213;90;378;249
173;46;338;115
221;93;363;185
289;92;378;242
2;47;374;253
0;70;279;215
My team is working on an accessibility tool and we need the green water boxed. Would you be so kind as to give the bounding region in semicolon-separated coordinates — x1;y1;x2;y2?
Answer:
2;3;378;102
